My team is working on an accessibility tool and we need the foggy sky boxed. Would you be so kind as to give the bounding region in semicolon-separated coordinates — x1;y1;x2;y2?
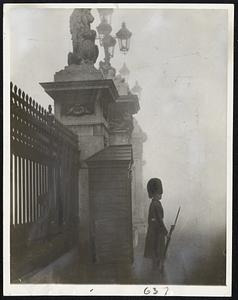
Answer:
7;6;228;233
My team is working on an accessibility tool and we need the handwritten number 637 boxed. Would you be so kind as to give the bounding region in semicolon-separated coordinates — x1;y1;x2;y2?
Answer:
144;287;169;296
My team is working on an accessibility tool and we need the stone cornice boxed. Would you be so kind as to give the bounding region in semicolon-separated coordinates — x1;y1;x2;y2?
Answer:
40;79;119;103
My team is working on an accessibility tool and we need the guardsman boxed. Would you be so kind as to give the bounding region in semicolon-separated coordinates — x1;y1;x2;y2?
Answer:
144;178;168;272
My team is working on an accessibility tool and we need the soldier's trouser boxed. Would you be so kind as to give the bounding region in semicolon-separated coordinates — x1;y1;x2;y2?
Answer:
152;236;165;271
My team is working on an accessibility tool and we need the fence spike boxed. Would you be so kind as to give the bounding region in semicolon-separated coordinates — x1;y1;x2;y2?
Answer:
18;88;22;97
36;102;38;109
10;82;13;91
22;91;25;100
14;85;18;94
29;97;32;105
48;105;52;115
25;94;29;102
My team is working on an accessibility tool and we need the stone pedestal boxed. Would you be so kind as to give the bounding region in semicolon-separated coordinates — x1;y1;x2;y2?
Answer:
54;63;103;82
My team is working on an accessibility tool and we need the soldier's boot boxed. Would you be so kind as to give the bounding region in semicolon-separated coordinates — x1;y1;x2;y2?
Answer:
157;259;165;273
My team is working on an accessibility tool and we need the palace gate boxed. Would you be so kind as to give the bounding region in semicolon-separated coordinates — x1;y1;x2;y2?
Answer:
10;82;80;281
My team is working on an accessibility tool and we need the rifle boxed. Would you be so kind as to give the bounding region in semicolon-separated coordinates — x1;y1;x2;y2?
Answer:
164;206;181;258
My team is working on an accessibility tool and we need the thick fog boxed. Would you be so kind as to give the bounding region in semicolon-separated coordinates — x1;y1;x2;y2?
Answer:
7;6;228;282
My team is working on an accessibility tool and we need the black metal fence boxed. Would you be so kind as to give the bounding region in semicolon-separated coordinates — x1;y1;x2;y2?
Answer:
10;82;80;279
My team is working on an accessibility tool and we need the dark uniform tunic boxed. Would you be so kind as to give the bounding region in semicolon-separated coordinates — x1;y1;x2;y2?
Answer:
144;198;168;260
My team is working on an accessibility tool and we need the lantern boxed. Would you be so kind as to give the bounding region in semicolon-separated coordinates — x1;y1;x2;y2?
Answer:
97;8;114;25
116;22;132;54
102;34;117;58
96;20;112;46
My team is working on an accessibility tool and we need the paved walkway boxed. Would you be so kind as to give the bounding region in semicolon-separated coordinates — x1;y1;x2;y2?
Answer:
52;231;225;285
54;233;168;284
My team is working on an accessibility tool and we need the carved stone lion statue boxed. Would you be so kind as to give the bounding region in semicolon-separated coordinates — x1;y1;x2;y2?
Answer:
68;9;99;65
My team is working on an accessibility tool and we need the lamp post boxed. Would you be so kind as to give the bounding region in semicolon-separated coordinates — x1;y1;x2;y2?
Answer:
96;9;132;78
96;19;112;46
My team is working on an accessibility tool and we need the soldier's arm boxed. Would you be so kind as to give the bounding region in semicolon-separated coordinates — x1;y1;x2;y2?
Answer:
154;203;168;235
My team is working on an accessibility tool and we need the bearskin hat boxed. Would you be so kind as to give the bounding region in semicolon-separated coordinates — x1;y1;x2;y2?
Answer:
147;178;163;198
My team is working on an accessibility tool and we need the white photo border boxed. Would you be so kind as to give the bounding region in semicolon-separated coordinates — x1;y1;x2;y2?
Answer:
3;3;234;297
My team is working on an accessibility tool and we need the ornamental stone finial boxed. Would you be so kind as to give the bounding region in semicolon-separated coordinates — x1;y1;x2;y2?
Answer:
119;63;130;78
131;81;142;96
68;9;99;65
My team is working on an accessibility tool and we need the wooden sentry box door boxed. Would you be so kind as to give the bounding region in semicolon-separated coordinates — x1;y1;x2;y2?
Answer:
89;165;133;264
86;145;134;264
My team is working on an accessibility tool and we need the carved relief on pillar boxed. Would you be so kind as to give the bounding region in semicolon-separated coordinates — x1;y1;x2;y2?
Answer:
108;108;134;133
60;90;96;117
108;93;139;145
61;101;95;117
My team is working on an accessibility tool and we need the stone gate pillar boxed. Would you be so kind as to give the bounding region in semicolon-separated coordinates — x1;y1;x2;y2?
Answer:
41;80;118;259
131;119;147;233
107;75;146;246
40;8;118;261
